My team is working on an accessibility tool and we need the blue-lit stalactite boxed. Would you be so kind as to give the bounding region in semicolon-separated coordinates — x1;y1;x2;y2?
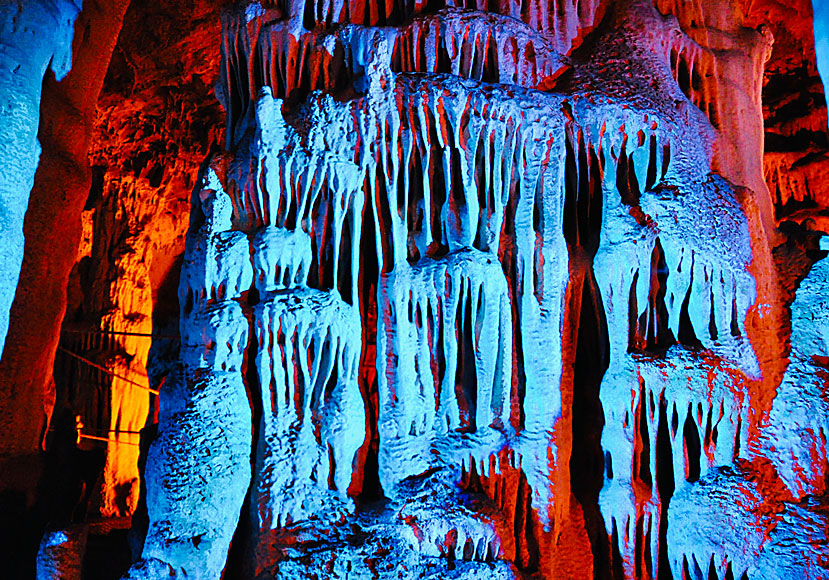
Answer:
815;0;829;129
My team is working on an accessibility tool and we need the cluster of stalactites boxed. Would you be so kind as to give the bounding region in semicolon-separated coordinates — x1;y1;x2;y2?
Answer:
377;250;514;489
252;285;365;529
217;3;579;144
153;4;776;579
185;89;370;532
224;88;365;303
290;0;605;47
554;91;755;371
588;122;759;580
600;353;752;495
214;7;761;502
175;104;369;545
231;0;604;54
584;96;756;369
551;8;764;576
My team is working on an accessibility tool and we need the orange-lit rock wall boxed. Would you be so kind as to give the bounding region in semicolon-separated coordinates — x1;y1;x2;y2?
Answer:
57;0;226;517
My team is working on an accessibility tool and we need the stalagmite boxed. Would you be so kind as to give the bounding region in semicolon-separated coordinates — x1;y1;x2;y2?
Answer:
124;169;253;580
762;237;829;498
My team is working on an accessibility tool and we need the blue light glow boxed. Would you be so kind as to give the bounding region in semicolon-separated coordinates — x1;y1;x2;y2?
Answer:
814;0;829;128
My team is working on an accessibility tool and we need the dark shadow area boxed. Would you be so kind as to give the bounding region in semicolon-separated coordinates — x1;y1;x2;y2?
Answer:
357;176;383;502
569;268;612;580
656;396;675;580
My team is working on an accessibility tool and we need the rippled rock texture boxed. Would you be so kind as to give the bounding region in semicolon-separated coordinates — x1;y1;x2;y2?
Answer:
116;1;829;578
4;0;827;579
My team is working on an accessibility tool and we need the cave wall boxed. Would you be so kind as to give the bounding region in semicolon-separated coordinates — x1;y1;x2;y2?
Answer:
0;1;132;577
0;0;81;361
2;0;828;578
117;0;829;579
0;0;82;456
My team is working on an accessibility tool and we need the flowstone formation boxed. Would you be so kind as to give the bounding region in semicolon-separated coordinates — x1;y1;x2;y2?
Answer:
129;0;829;578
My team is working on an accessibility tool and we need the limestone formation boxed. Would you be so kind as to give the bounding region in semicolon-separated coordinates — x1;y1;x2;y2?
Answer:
119;0;829;578
0;0;821;579
0;0;81;358
125;174;253;579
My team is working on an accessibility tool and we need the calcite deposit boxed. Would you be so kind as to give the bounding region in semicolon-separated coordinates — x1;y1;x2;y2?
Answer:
1;0;828;579
127;175;253;579
0;0;81;358
115;0;829;578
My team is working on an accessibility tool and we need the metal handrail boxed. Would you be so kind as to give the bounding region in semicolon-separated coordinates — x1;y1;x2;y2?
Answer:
56;346;159;396
60;327;179;340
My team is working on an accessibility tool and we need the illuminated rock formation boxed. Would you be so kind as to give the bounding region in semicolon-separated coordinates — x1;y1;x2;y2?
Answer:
120;0;829;578
112;0;829;577
125;169;253;579
0;2;133;576
52;0;226;520
0;0;81;358
0;0;824;578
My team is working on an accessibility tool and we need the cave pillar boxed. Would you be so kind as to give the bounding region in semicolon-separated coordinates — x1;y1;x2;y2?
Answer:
0;0;81;359
0;0;131;458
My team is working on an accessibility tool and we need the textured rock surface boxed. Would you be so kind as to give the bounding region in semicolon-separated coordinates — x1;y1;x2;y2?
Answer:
0;1;132;577
35;524;88;580
0;0;81;359
122;0;829;578
0;0;825;579
125;181;252;579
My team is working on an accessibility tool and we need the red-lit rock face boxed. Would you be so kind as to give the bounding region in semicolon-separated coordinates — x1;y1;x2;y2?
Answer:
0;0;83;458
3;0;828;578
0;1;131;576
